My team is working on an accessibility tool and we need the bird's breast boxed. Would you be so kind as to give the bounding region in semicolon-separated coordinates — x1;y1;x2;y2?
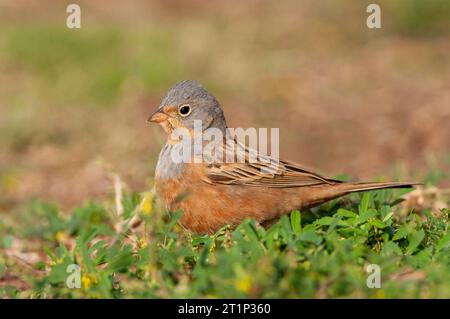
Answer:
155;143;186;180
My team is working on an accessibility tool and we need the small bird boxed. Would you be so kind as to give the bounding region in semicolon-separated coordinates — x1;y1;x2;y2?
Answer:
148;80;417;234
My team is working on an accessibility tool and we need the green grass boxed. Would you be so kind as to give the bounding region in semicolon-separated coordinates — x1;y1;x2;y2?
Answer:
1;188;448;298
388;0;450;36
2;25;183;106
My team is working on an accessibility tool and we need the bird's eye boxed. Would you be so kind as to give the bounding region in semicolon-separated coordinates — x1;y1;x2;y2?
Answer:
178;104;191;117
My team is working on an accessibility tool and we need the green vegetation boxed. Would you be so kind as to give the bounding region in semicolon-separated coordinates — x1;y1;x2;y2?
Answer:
3;26;182;105
1;189;448;298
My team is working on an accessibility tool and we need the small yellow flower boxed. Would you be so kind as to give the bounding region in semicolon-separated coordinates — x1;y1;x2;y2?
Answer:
48;257;64;267
55;231;67;242
234;276;252;294
81;274;96;289
209;241;216;253
174;224;182;233
138;238;148;249
140;192;153;216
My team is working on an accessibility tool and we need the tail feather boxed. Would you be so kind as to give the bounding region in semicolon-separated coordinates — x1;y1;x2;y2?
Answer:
339;181;420;193
299;181;421;210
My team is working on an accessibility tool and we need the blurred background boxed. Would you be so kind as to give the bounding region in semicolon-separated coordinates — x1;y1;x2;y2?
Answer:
0;0;449;211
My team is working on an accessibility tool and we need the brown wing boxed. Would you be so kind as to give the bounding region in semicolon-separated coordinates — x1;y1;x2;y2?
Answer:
202;141;341;188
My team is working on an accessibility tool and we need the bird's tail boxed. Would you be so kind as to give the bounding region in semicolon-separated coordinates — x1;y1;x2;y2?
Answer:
299;181;420;210
338;181;419;193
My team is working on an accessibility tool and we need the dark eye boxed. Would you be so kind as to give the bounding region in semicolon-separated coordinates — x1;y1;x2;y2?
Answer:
178;104;191;117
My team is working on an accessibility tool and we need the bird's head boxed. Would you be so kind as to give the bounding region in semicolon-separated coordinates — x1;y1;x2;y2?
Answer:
148;80;227;137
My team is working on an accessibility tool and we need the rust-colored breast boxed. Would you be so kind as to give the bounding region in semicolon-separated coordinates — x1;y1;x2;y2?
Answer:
155;162;310;234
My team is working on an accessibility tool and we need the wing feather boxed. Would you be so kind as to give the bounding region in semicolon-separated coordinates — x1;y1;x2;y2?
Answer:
203;141;340;188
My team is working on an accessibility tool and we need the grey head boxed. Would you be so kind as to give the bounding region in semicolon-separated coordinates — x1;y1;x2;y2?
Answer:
149;80;227;132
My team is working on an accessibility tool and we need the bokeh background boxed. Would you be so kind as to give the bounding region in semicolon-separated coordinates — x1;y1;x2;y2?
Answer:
1;0;449;211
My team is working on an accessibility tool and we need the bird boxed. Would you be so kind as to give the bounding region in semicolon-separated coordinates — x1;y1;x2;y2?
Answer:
148;80;417;234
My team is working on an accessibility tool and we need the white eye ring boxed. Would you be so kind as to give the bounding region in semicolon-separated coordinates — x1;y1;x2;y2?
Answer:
178;104;192;117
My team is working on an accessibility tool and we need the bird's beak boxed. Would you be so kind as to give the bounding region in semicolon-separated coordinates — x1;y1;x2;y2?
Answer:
147;110;169;123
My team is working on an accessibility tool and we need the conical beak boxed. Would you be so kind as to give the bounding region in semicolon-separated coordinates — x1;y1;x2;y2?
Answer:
147;110;169;123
